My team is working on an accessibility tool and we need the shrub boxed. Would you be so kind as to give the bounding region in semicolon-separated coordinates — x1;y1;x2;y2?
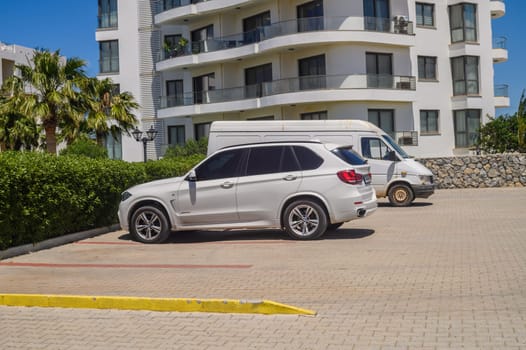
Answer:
0;151;204;250
163;138;208;158
59;138;108;159
0;152;145;250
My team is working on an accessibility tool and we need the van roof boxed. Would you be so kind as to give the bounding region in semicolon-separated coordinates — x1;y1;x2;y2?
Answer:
209;119;384;134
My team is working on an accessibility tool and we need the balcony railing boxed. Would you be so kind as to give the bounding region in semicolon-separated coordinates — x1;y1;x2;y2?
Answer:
494;84;509;97
159;74;416;108
99;58;120;74
493;36;507;49
97;14;118;29
158;16;414;61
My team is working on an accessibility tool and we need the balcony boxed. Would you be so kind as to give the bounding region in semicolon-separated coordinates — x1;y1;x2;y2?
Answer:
492;36;508;63
490;0;506;19
157;74;416;118
157;16;414;70
156;0;259;25
494;84;510;108
97;13;118;30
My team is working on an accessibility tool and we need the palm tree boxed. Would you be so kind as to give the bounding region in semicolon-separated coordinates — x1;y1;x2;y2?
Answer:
0;111;40;151
81;77;139;146
0;49;87;154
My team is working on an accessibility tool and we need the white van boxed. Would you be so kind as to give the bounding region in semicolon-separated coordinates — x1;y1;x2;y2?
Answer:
207;120;435;207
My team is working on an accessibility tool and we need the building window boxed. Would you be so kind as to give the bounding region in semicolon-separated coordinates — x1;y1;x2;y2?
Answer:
449;3;477;43
168;125;185;146
363;0;390;32
298;54;326;90
192;73;215;104
191;25;213;54
104;132;122;160
301;111;328;120
99;40;119;73
245;63;272;98
243;11;271;44
454;109;480;148
451;56;479;96
166;80;184;107
416;2;434;27
366;52;393;88
420;110;439;135
368;109;394;137
297;0;324;32
98;0;118;28
194;122;211;140
418;56;437;80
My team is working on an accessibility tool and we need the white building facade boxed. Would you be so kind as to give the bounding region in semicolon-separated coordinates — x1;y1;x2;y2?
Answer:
1;42;36;87
95;0;508;161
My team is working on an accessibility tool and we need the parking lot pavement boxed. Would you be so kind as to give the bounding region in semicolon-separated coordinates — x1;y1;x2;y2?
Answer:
1;187;526;349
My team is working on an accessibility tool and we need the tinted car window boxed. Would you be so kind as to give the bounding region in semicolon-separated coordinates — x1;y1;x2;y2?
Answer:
246;146;282;176
293;146;324;170
281;146;301;172
332;147;367;165
195;149;244;181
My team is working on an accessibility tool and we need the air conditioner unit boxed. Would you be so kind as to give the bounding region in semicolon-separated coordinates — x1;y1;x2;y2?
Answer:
394;15;409;33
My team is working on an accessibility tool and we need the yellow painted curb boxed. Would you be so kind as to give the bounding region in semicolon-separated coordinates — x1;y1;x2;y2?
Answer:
0;294;316;316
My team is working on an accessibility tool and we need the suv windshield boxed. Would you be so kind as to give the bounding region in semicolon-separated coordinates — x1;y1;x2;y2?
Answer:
331;147;367;165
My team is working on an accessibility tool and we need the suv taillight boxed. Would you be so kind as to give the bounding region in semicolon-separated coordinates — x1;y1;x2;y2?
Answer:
337;169;363;185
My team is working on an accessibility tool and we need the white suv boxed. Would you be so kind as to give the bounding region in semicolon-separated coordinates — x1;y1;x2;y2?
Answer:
118;141;377;243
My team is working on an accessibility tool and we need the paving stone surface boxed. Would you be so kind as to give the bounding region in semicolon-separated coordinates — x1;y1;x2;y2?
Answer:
1;188;525;349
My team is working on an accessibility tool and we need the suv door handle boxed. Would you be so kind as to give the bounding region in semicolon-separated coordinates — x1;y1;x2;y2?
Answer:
220;181;234;189
283;175;297;181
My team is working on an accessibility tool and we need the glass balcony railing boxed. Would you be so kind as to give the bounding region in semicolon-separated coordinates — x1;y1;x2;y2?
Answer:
494;84;509;97
160;0;208;12
159;74;415;108
493;36;507;49
158;16;414;61
99;58;119;74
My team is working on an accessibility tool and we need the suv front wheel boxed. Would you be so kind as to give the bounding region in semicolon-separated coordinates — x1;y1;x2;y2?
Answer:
130;205;171;243
283;199;328;240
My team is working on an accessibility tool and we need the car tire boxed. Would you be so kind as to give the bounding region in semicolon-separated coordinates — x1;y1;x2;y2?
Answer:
283;199;328;240
327;222;344;231
388;184;414;207
130;205;171;243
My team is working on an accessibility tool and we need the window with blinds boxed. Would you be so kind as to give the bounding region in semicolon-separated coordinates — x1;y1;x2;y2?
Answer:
416;3;434;27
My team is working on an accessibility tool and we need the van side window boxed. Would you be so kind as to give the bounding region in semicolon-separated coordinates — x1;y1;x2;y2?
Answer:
293;146;324;170
361;138;390;160
195;149;245;181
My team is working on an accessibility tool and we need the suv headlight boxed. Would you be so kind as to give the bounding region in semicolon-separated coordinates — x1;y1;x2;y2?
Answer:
121;191;132;202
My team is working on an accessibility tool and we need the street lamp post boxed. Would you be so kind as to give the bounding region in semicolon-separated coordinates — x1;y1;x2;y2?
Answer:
132;125;158;162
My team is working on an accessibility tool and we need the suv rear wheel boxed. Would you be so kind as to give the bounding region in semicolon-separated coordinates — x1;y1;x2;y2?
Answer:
283;200;328;240
130;205;170;243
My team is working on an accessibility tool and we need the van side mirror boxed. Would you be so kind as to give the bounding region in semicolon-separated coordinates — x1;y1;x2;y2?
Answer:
186;170;197;181
385;150;398;162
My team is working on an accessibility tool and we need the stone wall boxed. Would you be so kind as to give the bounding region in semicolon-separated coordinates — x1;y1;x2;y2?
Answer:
418;154;526;189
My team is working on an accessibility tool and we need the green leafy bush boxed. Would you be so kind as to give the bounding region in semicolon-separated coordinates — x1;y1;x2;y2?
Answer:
163;138;208;158
59;138;108;159
0;151;204;250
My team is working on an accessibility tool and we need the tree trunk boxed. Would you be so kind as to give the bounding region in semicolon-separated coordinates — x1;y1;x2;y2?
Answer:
44;123;57;154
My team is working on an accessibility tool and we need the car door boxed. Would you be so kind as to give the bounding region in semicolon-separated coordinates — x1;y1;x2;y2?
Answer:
236;146;302;223
359;136;397;196
175;148;245;225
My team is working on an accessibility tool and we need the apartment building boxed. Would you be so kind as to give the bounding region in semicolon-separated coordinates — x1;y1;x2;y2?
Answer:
0;42;36;87
95;0;508;161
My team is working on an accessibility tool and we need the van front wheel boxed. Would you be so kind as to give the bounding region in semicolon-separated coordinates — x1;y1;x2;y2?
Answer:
388;184;414;207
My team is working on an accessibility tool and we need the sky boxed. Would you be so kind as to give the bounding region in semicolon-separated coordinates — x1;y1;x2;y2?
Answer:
0;0;523;116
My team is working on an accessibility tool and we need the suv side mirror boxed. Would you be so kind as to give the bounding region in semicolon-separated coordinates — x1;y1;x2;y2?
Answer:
186;170;197;181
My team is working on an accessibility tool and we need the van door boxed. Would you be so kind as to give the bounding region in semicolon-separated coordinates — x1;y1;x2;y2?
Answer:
359;137;397;197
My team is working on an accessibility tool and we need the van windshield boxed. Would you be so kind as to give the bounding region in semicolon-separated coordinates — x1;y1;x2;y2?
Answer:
382;135;411;159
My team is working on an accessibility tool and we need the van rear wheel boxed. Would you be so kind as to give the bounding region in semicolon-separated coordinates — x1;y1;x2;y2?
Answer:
388;184;414;207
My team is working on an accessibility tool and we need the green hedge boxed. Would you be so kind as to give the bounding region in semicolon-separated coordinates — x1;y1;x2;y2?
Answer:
0;152;204;250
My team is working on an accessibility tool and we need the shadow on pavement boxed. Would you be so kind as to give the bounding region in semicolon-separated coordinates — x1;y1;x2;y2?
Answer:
378;201;433;208
118;227;375;244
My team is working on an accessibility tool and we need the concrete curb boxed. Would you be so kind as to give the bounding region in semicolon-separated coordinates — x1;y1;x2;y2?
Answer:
0;294;316;315
0;224;121;260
